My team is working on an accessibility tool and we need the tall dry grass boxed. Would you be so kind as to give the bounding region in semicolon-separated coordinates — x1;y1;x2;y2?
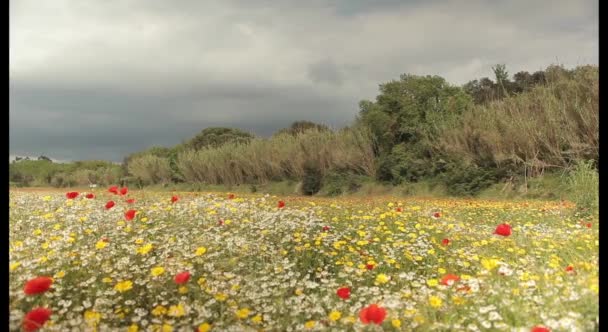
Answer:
176;127;376;185
439;65;598;176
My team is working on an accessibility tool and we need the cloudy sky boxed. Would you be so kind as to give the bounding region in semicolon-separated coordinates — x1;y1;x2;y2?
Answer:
10;0;598;162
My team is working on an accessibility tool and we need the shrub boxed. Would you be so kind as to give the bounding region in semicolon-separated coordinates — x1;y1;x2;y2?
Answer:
440;161;502;196
567;160;599;217
301;161;323;195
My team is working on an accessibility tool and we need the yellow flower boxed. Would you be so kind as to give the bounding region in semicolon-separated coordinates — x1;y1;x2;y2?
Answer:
128;324;139;332
178;286;188;294
195;247;207;256
95;241;108;249
481;258;499;271
429;295;443;308
55;271;66;278
84;310;101;326
451;294;466;305
328;310;341;321
135;238;144;244
438;267;446;274
151;266;165;277
236;308;251;319
102;277;113;283
33;229;42;236
198;323;212;332
161;324;173;332
426;279;439;287
152;305;167;316
392;319;402;328
375;273;390;284
304;321;316;329
114;280;133;293
214;293;228;301
251;315;263;324
137;243;153;255
9;262;21;271
168;303;186;317
294;288;304;296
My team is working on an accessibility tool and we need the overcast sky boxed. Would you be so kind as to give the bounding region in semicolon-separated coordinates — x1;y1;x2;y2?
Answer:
9;0;598;162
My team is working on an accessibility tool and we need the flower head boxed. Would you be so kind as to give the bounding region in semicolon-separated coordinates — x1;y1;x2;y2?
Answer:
359;304;386;325
441;274;460;286
494;223;512;236
23;307;52;332
174;271;191;284
105;201;115;209
125;209;137;221
66;192;79;199
24;277;53;295
278;200;286;208
336;287;350;299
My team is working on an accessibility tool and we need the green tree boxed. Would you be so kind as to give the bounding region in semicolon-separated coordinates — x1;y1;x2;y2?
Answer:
274;121;331;136
187;127;254;150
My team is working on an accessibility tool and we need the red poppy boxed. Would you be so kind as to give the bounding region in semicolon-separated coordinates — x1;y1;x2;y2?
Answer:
442;238;450;246
441;274;460;286
395;207;403;212
531;326;551;332
23;277;53;295
322;226;330;232
433;212;441;218
105;201;115;209
66;192;79;199
23;307;52;332
108;186;119;194
85;193;95;199
494;223;512;237
228;193;235;199
126;199;135;204
120;187;128;195
359;304;386;325
365;264;375;270
565;265;574;272
125;209;137;221
278;200;285;208
171;195;179;203
586;223;592;228
336;287;351;299
218;219;224;226
174;271;191;284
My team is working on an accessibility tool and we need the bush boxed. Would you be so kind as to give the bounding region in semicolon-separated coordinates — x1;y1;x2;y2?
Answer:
440;161;502;196
322;170;366;196
301;161;322;195
567;160;599;217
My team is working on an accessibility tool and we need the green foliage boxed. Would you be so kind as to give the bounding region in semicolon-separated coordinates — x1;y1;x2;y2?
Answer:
301;161;322;195
567;160;599;217
187;127;254;151
439;160;502;197
274;121;331;136
321;170;366;196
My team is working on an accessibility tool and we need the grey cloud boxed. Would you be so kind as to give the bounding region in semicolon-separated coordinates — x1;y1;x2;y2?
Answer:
9;0;598;161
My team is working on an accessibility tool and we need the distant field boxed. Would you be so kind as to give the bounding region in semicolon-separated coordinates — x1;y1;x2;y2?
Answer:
9;189;598;331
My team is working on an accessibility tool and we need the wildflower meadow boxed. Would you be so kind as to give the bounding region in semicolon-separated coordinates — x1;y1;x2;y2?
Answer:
9;188;598;331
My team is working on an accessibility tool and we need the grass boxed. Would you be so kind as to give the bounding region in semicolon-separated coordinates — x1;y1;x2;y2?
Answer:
9;188;598;331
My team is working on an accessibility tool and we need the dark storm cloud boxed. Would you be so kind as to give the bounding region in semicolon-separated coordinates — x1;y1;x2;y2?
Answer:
9;0;598;161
